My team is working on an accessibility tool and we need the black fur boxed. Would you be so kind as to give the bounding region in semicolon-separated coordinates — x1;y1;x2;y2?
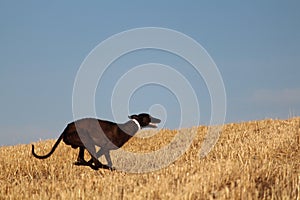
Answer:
32;113;160;170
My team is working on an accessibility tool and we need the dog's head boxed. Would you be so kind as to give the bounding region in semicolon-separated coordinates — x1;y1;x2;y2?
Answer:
128;113;161;128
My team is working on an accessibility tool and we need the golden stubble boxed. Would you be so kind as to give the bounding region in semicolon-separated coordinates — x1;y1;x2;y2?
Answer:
1;117;299;199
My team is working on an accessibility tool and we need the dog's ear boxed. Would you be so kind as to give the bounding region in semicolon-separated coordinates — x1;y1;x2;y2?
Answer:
128;115;138;120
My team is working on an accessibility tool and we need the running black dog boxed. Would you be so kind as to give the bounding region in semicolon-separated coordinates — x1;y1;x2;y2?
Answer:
32;113;161;170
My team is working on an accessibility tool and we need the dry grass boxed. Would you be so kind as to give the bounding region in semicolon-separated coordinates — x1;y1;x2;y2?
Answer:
1;118;299;199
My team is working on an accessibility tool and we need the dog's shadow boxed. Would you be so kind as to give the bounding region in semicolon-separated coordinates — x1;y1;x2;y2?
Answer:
74;160;115;171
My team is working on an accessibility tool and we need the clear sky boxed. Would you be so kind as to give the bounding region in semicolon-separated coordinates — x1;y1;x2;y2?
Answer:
1;1;299;146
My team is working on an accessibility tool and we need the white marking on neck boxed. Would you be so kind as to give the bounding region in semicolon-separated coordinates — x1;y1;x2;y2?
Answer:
131;119;141;131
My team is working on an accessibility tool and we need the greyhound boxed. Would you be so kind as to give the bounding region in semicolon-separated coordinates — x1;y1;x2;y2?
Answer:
32;113;161;170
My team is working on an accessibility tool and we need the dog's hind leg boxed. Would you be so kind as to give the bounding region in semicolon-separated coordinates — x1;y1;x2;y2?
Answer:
74;147;89;166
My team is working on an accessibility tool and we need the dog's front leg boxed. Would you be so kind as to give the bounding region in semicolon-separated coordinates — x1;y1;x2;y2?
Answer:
87;147;105;164
99;149;115;170
82;143;104;170
87;148;115;170
104;151;113;168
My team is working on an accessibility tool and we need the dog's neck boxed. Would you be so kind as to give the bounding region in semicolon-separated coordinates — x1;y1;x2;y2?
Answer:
118;119;141;136
131;119;141;131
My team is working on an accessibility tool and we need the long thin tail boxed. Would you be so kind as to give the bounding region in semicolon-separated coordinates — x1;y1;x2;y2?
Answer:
32;133;64;159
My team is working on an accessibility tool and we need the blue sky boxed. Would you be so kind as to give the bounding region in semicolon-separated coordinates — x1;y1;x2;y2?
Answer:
1;1;299;145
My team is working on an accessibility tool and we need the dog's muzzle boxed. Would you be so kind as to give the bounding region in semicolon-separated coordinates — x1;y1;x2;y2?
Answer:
148;116;161;128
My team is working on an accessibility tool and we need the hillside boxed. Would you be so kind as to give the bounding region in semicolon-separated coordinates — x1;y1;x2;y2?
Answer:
1;118;299;199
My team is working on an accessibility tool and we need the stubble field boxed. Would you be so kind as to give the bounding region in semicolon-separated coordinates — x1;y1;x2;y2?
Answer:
0;118;299;199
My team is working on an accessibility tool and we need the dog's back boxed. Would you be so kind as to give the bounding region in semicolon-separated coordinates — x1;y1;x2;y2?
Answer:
63;118;119;149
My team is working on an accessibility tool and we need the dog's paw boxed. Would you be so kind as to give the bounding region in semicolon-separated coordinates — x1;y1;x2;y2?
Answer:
93;163;115;171
74;161;89;166
109;166;116;171
90;164;100;171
